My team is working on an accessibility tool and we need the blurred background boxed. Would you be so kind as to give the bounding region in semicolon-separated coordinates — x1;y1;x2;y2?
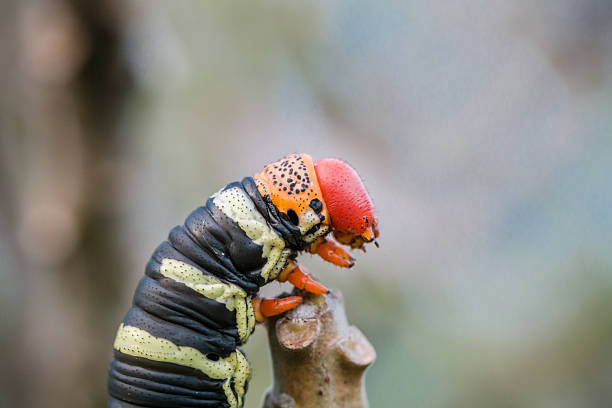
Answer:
1;1;611;407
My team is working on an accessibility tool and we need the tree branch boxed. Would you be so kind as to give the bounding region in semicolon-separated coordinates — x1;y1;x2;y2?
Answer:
262;289;376;408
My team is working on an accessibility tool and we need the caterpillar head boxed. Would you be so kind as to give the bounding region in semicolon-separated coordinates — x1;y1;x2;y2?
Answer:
314;157;379;250
254;154;378;251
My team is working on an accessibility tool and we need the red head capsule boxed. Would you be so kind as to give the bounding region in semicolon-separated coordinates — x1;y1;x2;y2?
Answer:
314;158;379;248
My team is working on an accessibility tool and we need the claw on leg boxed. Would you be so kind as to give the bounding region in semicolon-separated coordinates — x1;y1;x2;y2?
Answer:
311;238;355;268
253;296;303;323
287;266;328;294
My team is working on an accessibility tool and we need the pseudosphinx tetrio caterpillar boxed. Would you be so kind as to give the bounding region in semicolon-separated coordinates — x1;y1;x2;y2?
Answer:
107;153;379;408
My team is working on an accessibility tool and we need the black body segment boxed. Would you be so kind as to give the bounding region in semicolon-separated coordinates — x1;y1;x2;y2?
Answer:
108;178;279;408
109;352;231;408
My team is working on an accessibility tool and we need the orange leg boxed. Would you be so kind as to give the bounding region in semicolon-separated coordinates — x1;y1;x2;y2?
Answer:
287;265;328;294
253;295;302;323
277;259;328;294
311;238;355;268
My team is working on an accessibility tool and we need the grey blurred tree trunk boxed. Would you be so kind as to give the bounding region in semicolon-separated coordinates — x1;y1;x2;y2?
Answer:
0;0;133;406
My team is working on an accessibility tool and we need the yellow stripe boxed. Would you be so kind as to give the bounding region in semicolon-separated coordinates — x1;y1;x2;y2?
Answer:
114;324;235;379
246;297;255;339
233;349;251;407
212;186;286;281
268;248;291;281
223;379;238;408
113;324;251;408
159;258;254;342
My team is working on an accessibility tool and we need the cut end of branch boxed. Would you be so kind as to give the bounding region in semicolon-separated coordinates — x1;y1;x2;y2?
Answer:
262;290;375;408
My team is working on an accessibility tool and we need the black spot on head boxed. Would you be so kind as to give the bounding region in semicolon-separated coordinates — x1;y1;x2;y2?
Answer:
309;198;323;213
287;209;299;226
207;353;220;361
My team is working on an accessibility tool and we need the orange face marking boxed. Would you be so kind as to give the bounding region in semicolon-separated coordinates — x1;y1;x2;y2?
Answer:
253;153;329;229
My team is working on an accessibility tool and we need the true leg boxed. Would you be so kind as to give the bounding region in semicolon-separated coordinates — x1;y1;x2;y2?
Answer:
309;237;355;268
278;259;328;294
253;296;303;323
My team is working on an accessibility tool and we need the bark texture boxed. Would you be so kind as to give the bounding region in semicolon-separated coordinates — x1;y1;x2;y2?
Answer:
262;289;375;408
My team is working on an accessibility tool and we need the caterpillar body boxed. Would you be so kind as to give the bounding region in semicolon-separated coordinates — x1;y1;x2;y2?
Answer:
107;154;379;408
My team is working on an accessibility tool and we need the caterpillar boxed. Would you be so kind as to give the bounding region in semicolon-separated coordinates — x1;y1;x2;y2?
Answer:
107;153;379;408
